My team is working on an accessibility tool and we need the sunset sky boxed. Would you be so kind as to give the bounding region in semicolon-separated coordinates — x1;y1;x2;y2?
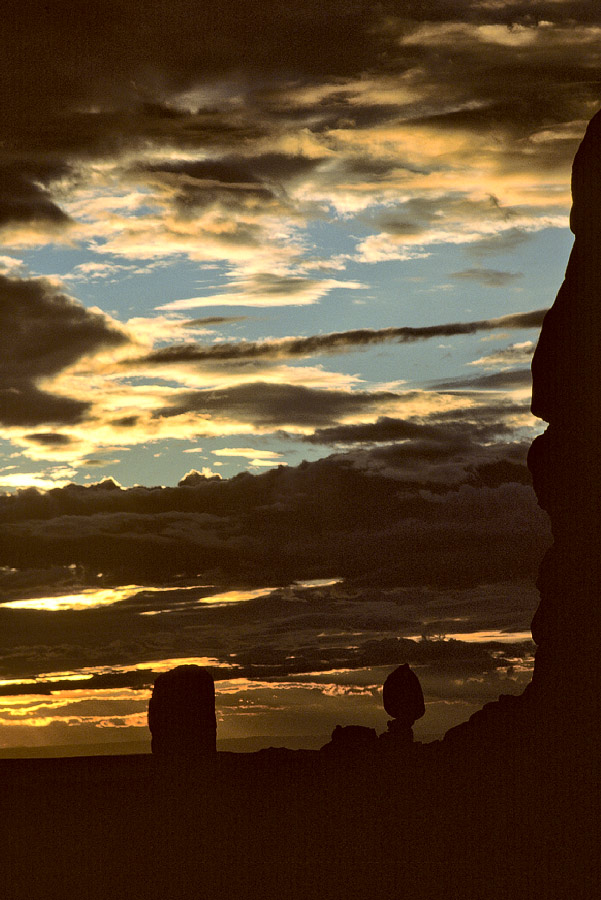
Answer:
0;0;598;753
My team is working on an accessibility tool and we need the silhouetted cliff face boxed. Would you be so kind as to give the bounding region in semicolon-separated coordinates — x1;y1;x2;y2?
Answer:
528;108;601;740
443;112;601;752
532;110;601;429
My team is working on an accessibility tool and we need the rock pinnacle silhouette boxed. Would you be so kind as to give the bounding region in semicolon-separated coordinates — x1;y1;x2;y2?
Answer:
527;108;601;746
379;664;425;747
444;109;601;752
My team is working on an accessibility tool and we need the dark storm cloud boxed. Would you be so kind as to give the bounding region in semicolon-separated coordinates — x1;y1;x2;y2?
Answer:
299;402;535;451
451;269;523;287
0;573;538;691
1;1;598;227
138;158;283;217
0;625;533;695
0;387;89;428
133;308;547;366
110;415;140;428
0;276;127;380
0;162;72;228
0;564;87;602
0;275;129;426
407;97;575;141
156;382;400;427
0;0;596;312
0;2;402;243
0;670;153;697
371;0;601;26
336;438;535;495
1;1;393;152
0;422;547;693
391;12;601;137
0;439;549;589
138;154;324;202
301;415;512;446
24;433;74;446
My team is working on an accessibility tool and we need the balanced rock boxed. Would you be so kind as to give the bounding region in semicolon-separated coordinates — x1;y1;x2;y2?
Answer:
382;664;425;727
148;664;217;758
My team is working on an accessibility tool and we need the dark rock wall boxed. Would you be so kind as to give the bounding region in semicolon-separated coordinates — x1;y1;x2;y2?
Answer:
528;108;601;738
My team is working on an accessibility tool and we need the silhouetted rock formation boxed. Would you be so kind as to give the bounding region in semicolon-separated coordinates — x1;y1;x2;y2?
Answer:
379;663;425;747
320;724;378;752
526;108;601;747
148;665;216;758
445;110;601;753
382;663;425;723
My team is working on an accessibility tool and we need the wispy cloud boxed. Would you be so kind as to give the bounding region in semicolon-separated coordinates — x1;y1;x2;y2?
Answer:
451;268;523;287
130;308;546;365
157;273;365;310
468;341;536;369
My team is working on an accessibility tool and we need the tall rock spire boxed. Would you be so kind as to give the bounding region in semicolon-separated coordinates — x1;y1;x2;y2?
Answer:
444;110;601;752
527;108;601;744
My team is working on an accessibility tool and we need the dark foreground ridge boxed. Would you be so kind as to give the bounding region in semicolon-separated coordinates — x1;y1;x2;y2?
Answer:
4;112;601;900
2;740;598;900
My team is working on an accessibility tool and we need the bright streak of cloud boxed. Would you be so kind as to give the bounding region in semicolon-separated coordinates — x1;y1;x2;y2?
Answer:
195;588;274;608
2;586;145;611
212;448;284;459
157;279;365;310
408;630;533;644
0;470;78;491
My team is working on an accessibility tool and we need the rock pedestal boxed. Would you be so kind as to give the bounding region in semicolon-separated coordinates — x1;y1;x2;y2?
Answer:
379;718;414;748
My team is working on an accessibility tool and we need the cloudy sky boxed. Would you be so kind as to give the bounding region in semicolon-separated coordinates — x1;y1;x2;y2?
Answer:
0;0;596;753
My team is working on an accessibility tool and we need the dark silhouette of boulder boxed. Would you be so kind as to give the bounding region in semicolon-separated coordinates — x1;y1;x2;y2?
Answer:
379;664;425;747
382;664;425;725
320;724;378;752
148;664;216;758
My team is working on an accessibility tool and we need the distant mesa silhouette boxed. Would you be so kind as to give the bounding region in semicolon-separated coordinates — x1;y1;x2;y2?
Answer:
380;664;425;747
148;664;217;758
